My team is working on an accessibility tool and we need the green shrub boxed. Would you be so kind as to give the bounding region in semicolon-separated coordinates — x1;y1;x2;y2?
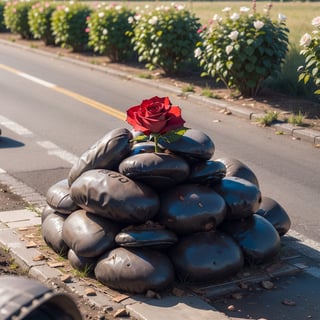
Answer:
287;111;306;126
0;1;8;32
265;44;316;99
195;4;289;97
51;3;92;52
88;4;135;62
4;0;36;39
298;16;320;95
257;111;279;126
28;2;56;45
131;3;201;75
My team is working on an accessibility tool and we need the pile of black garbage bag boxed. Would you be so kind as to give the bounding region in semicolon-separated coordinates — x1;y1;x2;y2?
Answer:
42;127;291;294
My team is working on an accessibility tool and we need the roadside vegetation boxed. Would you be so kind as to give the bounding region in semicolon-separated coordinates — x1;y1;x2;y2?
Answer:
0;1;319;103
257;111;279;126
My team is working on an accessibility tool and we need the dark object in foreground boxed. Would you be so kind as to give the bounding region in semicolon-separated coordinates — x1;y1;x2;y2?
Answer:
42;127;289;294
0;276;82;319
256;196;291;236
95;247;175;294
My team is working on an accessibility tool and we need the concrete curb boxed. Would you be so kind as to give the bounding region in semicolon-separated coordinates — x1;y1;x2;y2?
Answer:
0;38;319;147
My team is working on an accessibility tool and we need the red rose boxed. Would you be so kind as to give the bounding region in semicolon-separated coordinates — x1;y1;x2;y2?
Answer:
126;96;185;135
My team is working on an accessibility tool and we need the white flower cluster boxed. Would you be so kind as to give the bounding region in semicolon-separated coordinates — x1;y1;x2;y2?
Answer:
312;16;320;28
278;13;286;23
148;16;158;25
194;47;202;58
253;20;264;30
219;7;267;55
300;33;312;47
228;30;239;41
299;16;320;47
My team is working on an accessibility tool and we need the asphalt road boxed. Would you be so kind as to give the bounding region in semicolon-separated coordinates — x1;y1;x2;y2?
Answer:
0;41;319;248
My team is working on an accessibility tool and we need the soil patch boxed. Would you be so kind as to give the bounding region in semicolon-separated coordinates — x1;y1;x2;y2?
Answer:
0;183;28;212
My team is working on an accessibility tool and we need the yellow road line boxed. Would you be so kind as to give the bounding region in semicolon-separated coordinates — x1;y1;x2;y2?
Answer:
0;63;19;74
0;63;126;121
53;86;126;121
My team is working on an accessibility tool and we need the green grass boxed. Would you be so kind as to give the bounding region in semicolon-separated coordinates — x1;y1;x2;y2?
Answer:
257;111;279;126
26;203;42;216
137;72;153;79
201;85;220;99
72;264;94;278
287;111;306;126
182;83;195;93
1;245;10;253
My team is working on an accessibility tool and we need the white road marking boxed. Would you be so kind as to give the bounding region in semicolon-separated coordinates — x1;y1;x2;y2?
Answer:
0;64;125;121
36;140;59;149
0;114;78;165
18;72;55;88
37;140;78;165
0;115;33;136
288;229;320;253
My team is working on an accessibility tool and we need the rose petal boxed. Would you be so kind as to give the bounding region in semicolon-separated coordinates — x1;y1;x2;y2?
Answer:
160;106;185;134
138;115;167;133
126;97;184;135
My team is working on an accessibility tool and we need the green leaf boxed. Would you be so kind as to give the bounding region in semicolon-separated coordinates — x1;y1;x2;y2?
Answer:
263;59;271;68
304;74;310;84
245;63;255;72
131;134;149;143
161;127;189;143
250;55;257;64
298;73;306;82
247;79;256;88
226;60;233;70
312;67;319;77
245;46;255;56
306;59;316;69
305;54;315;63
238;53;247;62
256;66;266;75
247;39;254;46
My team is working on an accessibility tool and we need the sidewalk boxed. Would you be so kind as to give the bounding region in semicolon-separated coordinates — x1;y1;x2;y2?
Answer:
0;171;320;320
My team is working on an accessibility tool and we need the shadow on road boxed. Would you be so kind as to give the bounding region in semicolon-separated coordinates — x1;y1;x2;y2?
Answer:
0;136;25;148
